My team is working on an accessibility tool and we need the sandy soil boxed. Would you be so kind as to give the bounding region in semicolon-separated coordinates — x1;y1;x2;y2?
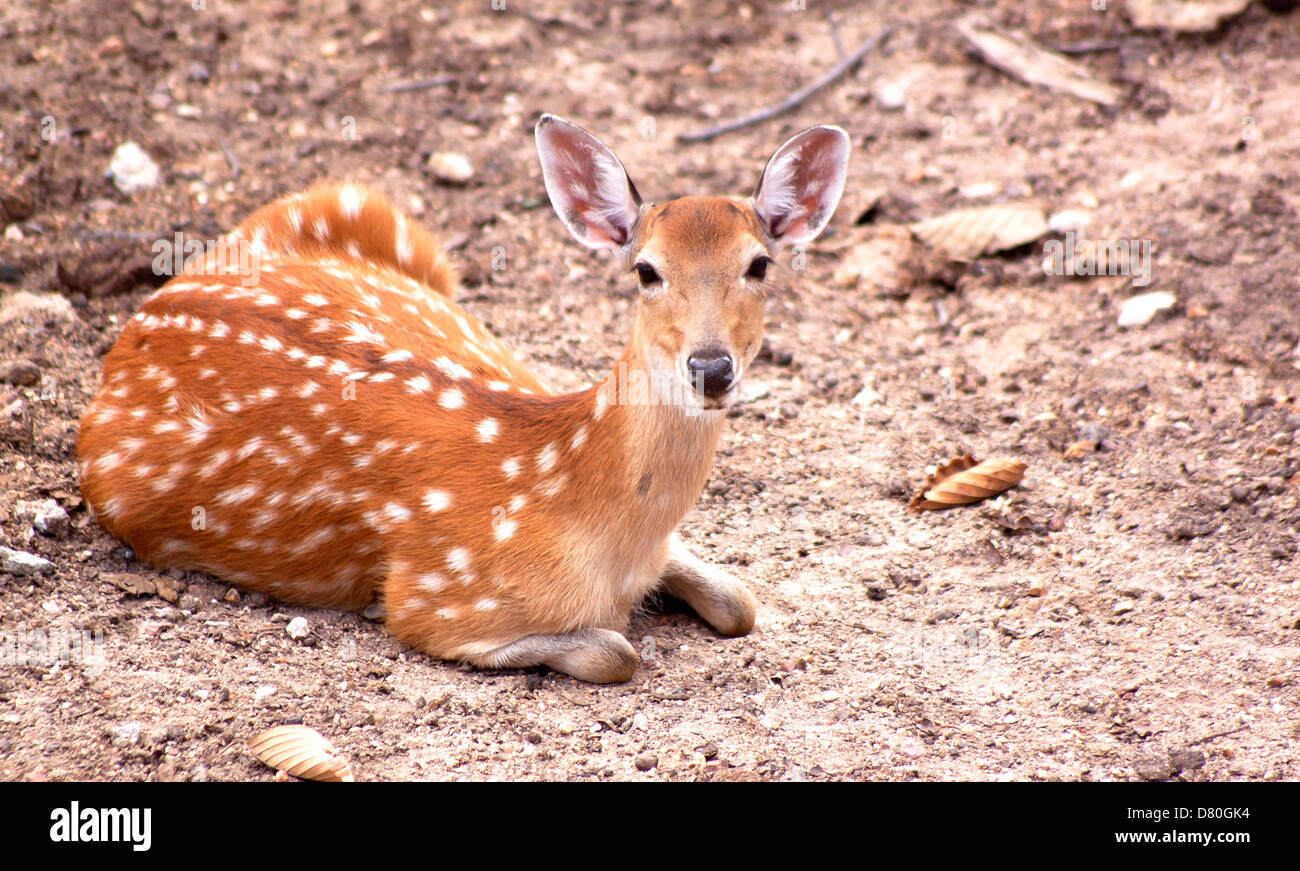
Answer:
0;0;1297;781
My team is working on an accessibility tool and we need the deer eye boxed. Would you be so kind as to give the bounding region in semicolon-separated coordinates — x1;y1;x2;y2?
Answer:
746;256;772;281
634;262;662;287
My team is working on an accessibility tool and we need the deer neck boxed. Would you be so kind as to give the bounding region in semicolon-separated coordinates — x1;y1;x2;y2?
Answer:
555;343;725;546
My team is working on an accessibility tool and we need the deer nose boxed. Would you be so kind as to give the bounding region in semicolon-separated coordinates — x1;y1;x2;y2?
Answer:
686;349;736;399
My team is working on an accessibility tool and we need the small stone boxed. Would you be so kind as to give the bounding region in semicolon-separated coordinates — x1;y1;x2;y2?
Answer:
634;753;658;772
1113;601;1135;615
108;722;142;747
1117;291;1176;328
0;546;54;576
426;152;474;184
285;616;309;640
874;78;908;111
0;359;40;386
106;142;161;195
1027;578;1047;596
1134;753;1175;781
1169;748;1206;773
362;602;385;621
15;499;70;538
865;585;886;601
696;742;719;760
223;587;241;604
246;591;269;607
95;36;125;57
187;62;211;82
779;403;800;420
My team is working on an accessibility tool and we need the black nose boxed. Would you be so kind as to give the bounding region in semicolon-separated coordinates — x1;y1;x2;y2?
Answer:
687;349;736;399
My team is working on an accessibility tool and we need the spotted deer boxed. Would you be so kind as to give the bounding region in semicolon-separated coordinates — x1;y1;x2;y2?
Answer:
77;115;849;682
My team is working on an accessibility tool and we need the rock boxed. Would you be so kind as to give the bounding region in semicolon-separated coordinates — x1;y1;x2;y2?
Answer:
108;722;143;747
426;152;474;184
1169;748;1207;773
0;359;40;386
874;78;908;111
103;572;156;596
362;602;385;621
0;291;75;326
1117;291;1176;328
1;546;54;576
106;142;161;195
1134;752;1174;781
285;616;309;640
634;753;658;772
779;403;800;420
15;499;71;538
851;384;883;407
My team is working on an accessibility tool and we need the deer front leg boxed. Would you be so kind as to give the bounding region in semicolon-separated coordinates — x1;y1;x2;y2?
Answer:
659;533;756;637
469;628;638;684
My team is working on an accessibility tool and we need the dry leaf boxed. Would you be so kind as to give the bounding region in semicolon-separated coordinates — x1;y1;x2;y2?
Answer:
1063;440;1097;460
954;15;1122;107
910;203;1048;259
103;572;157;597
909;454;1027;511
248;725;354;782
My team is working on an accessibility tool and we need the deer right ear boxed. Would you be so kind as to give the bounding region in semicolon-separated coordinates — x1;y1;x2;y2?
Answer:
536;115;643;251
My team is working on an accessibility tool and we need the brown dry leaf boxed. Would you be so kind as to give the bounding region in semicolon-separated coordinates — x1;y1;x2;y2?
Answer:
1063;440;1098;460
954;15;1122;107
909;203;1048;260
909;454;1027;511
248;724;355;782
103;572;157;597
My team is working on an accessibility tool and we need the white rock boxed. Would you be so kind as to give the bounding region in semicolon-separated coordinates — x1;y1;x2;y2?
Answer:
1048;209;1091;234
15;499;71;538
426;152;474;184
874;78;908;111
0;291;75;326
1117;291;1176;328
851;384;883;406
285;616;310;640
106;141;161;194
1;546;55;575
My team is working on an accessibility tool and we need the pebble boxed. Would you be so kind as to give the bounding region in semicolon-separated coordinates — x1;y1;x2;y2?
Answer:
285;617;309;640
1117;291;1176;328
779;403;800;420
634;753;658;772
108;722;142;747
0;546;55;576
362;602;385;621
874;78;908;111
426;152;474;184
14;499;70;538
106;142;160;195
0;359;40;386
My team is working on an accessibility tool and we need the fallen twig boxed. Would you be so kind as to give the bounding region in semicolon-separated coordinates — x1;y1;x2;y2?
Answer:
825;10;847;61
380;75;456;94
678;25;894;144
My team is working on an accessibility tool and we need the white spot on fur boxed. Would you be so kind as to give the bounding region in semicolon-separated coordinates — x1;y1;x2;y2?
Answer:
476;418;498;443
501;457;520;479
439;388;464;409
536;443;558;473
422;490;451;513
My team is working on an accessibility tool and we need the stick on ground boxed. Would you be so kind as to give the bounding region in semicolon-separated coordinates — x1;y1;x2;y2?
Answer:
678;25;893;145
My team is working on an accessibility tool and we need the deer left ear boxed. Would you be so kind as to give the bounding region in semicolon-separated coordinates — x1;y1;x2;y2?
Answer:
752;125;850;249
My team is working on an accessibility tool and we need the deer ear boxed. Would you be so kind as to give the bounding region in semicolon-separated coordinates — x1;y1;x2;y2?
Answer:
536;115;643;251
753;125;850;248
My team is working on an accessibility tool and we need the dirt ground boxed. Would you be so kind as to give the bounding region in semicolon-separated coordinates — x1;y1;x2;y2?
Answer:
1;0;1297;782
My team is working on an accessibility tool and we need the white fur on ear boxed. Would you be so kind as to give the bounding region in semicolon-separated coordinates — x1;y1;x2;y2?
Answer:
535;115;642;250
753;126;850;248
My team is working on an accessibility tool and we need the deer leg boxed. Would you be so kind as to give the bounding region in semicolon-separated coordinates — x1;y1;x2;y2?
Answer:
468;628;638;684
659;533;756;637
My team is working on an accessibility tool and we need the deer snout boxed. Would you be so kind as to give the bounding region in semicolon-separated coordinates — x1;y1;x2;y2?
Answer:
686;347;736;399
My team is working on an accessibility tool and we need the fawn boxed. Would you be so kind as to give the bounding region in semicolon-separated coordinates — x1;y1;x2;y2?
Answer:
77;115;849;682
